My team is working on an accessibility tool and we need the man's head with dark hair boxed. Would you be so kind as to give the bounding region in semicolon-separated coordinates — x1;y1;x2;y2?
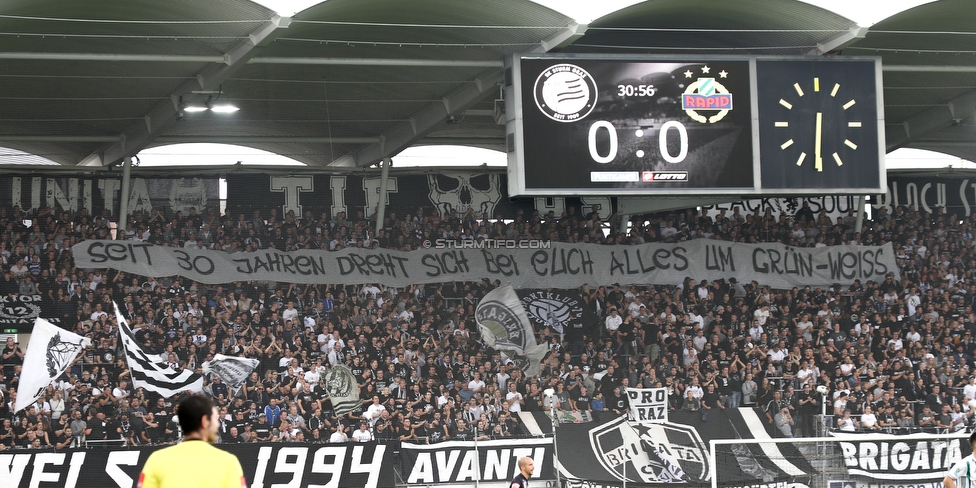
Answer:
970;430;976;450
177;394;217;442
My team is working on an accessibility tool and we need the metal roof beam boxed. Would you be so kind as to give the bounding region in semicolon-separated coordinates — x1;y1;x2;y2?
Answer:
886;88;976;152
154;136;378;144
333;23;588;168
0;135;120;143
816;25;868;54
884;65;976;73
249;57;503;67
0;53;227;63
538;22;588;52
92;16;292;167
413;137;505;146
911;142;976;148
330;69;504;167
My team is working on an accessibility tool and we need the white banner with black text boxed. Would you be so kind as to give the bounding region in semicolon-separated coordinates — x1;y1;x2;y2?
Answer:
626;388;669;424
832;431;972;482
73;240;897;289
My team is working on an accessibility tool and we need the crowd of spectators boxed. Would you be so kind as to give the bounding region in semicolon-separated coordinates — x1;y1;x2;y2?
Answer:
1;197;976;450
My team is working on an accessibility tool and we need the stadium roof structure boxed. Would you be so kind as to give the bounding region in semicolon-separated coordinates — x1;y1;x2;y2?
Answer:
0;0;973;169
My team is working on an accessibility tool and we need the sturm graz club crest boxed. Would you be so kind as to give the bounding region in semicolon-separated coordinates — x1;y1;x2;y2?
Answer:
534;64;598;123
589;416;709;484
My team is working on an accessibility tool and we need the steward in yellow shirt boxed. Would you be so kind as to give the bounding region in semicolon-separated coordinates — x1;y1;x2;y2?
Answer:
138;395;246;488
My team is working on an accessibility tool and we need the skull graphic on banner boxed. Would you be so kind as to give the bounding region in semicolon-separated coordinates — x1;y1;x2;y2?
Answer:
427;173;501;217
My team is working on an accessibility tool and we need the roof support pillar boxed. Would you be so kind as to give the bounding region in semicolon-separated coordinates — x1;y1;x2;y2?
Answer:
375;153;392;239
854;195;866;236
118;152;133;237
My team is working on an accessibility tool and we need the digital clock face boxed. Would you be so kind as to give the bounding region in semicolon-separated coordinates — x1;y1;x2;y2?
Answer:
515;57;755;195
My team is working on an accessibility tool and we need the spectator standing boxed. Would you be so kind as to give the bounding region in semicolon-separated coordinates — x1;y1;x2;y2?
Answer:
774;407;794;438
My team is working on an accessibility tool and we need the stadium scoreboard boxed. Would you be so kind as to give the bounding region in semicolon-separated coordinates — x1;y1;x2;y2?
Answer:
505;55;885;197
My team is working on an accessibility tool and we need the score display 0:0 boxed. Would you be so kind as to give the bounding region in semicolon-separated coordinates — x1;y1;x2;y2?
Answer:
587;120;689;164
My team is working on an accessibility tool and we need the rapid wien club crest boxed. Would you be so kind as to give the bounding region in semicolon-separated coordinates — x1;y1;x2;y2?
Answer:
681;65;734;124
589;415;709;483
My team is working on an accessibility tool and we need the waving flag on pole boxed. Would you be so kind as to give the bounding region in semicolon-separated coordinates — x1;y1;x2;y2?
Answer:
203;354;259;396
114;302;203;397
475;284;548;376
324;364;363;416
15;318;90;412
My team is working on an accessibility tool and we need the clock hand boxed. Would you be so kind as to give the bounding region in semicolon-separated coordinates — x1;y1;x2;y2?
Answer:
814;112;823;172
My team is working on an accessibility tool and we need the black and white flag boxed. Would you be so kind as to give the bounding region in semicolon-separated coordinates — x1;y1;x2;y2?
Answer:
15;318;90;412
203;354;259;396
324;364;363;416
114;302;203;397
475;284;547;376
517;289;587;334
